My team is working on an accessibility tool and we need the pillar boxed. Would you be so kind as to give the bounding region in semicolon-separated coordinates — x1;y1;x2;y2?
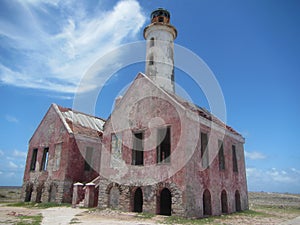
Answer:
72;182;84;208
84;182;96;208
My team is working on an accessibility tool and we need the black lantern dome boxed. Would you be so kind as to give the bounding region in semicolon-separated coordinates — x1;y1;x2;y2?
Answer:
150;8;170;23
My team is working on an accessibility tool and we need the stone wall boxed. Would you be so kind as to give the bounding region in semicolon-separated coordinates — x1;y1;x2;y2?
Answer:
98;177;184;216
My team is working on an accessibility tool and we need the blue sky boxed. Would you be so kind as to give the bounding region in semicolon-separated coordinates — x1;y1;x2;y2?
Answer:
0;0;300;193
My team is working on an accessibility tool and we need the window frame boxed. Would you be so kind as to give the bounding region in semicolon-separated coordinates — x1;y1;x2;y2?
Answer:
218;140;225;171
132;131;144;166
157;126;171;164
158;17;164;22
200;132;209;169
149;54;154;65
30;148;38;171
150;37;155;47
84;147;93;171
40;147;49;171
232;145;238;173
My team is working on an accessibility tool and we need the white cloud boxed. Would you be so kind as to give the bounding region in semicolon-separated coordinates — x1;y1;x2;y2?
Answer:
13;150;27;158
245;151;266;160
47;94;74;100
246;167;300;193
291;168;300;174
0;0;146;93
0;171;3;175
8;161;18;169
5;115;19;123
266;168;294;183
0;150;4;156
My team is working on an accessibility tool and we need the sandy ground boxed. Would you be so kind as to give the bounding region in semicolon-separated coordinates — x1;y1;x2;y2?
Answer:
0;203;41;224
42;207;86;225
0;205;299;225
280;216;300;225
0;191;299;224
72;208;300;225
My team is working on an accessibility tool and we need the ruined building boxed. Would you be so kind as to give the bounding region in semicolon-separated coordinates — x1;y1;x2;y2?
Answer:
21;104;104;204
22;8;248;218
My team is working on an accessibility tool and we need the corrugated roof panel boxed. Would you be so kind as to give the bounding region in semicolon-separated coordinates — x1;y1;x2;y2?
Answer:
60;109;104;132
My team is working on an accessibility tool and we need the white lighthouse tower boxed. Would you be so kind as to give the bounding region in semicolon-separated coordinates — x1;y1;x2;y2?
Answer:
144;8;177;93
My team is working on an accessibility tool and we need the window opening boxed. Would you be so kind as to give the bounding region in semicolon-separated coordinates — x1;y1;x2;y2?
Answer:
111;133;123;167
132;132;144;165
40;147;49;171
30;148;38;171
149;55;154;65
232;145;238;172
157;127;171;163
201;133;209;168
84;147;93;171
218;140;225;171
150;37;155;47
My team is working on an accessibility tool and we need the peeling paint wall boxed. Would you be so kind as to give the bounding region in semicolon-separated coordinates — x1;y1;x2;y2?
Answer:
98;75;248;217
21;77;248;216
144;24;176;93
21;105;100;203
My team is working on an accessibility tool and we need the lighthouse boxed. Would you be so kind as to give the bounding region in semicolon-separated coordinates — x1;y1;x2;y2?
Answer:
144;8;177;93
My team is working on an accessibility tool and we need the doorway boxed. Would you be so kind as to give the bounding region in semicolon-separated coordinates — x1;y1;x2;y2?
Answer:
221;190;228;213
235;190;241;212
203;189;212;216
159;188;172;216
24;183;33;202
133;187;143;213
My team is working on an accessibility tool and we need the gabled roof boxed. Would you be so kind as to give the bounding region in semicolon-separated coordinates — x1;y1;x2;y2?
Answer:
111;72;243;139
52;103;105;137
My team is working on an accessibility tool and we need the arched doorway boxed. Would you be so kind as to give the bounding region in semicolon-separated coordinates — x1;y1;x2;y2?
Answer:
235;190;241;212
36;184;44;203
109;186;120;209
24;183;33;202
203;189;212;216
133;187;143;213
160;188;172;216
221;190;228;213
48;183;57;203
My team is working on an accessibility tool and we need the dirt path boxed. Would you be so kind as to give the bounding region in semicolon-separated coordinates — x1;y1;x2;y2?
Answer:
41;207;86;225
280;216;300;225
